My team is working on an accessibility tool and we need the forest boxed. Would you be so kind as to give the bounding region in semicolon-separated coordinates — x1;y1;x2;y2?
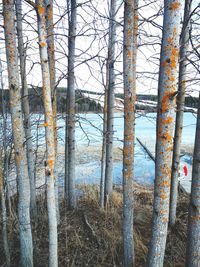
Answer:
0;0;200;267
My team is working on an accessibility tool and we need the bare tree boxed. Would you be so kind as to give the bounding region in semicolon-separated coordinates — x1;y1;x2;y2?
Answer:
65;0;77;209
186;92;200;266
45;0;60;221
169;0;192;226
15;0;37;218
104;0;117;205
147;1;182;266
35;0;58;265
3;0;33;266
123;0;138;266
100;61;108;208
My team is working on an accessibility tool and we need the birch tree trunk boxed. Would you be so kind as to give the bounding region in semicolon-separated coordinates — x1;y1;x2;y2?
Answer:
169;0;191;226
3;1;33;266
66;0;77;209
104;0;116;205
36;0;58;266
15;0;37;218
186;92;200;266
147;1;182;266
45;0;60;222
123;1;138;266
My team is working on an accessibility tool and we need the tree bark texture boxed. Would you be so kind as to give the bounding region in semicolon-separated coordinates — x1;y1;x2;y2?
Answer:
123;0;138;266
147;1;182;266
45;0;60;222
15;0;37;218
100;60;108;208
169;0;191;226
36;1;58;266
0;149;10;267
104;0;117;205
66;0;77;209
3;1;33;266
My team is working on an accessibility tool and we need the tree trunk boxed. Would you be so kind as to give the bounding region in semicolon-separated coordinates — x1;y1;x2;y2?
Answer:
0;146;10;267
104;0;117;205
100;60;108;208
45;0;60;222
3;1;33;266
186;92;200;266
147;1;182;266
123;1;138;266
36;1;58;266
169;0;191;226
15;0;37;218
66;0;77;209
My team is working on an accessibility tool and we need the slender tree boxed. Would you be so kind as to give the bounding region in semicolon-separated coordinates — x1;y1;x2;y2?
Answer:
3;1;33;266
169;0;192;226
123;0;138;266
100;62;108;208
15;0;37;217
36;0;58;265
186;92;200;266
104;0;117;205
65;0;77;209
45;0;60;221
147;1;182;266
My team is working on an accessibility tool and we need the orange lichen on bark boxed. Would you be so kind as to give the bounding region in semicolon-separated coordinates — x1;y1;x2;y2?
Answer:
48;159;54;169
38;5;45;14
170;1;181;10
127;50;133;58
161;117;173;124
39;41;46;47
43;122;49;127
165;130;173;143
161;94;170;113
161;60;167;67
162;180;170;187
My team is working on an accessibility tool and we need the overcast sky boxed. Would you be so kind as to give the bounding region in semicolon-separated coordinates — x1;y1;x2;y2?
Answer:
0;0;199;96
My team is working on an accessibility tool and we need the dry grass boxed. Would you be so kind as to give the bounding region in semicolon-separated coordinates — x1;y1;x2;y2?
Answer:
0;185;189;267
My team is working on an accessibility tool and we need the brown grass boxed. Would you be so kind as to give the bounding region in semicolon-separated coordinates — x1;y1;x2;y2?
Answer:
0;185;189;267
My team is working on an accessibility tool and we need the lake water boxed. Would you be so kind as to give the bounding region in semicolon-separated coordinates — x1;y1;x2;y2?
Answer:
1;112;196;186
55;112;196;186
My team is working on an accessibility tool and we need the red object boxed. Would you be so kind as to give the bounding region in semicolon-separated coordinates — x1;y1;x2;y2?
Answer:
183;165;188;176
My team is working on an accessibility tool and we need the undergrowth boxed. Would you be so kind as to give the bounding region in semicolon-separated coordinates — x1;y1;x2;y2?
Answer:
0;185;189;267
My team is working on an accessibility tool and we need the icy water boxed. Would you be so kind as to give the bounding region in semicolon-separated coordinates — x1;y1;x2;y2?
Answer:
1;112;195;186
55;112;196;186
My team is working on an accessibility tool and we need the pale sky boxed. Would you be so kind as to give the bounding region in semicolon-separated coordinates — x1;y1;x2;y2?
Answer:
0;0;199;96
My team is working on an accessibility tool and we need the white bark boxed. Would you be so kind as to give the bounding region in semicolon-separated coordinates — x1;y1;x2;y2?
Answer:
147;1;182;266
15;0;37;218
3;1;33;266
169;0;191;226
104;0;117;205
36;0;58;266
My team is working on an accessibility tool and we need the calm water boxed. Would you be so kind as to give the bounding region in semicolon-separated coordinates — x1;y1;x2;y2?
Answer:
55;112;196;186
1;112;196;186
